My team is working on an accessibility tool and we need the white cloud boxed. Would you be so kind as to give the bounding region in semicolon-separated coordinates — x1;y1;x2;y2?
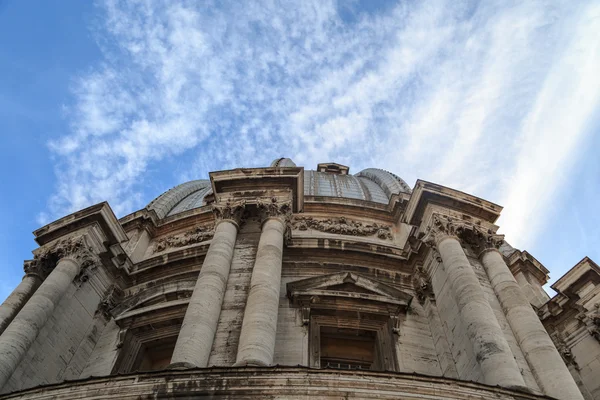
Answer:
43;0;600;251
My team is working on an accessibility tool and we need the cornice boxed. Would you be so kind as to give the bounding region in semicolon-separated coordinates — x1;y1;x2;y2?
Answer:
404;180;502;227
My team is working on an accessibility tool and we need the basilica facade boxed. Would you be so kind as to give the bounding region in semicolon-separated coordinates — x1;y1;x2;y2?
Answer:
0;158;598;399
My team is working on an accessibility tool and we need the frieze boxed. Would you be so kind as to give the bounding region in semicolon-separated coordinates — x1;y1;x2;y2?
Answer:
291;216;393;240
153;225;214;253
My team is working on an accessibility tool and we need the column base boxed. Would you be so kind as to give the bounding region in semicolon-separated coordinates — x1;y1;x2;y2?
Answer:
233;359;269;367
167;362;197;370
504;385;536;394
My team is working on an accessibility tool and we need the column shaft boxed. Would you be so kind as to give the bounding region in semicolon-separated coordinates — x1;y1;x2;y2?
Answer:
0;258;80;390
170;220;238;368
236;218;285;366
480;249;583;400
0;275;42;336
437;236;526;389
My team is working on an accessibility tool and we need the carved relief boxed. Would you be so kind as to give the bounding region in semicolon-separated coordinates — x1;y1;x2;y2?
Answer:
576;303;600;343
153;226;214;253
413;266;434;303
96;285;124;320
213;200;246;225
291;216;393;240
551;331;580;370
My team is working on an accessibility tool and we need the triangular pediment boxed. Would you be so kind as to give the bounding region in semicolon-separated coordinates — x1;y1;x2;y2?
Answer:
286;272;412;309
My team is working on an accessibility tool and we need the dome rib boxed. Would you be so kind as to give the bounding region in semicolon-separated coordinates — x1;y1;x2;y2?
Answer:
355;168;412;197
270;157;297;167
147;180;211;219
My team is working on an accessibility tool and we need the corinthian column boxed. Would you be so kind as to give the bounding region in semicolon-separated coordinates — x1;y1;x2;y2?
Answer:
0;261;44;336
236;198;291;366
170;201;245;369
0;236;98;390
476;240;583;400
423;214;526;390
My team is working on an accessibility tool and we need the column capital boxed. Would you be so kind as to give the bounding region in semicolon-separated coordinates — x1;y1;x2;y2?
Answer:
212;199;246;229
257;197;292;226
23;259;46;281
36;235;100;274
459;227;504;258
421;213;463;247
422;213;503;256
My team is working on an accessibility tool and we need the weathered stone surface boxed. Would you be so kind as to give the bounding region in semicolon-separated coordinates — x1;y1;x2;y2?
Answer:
170;219;238;368
0;265;42;336
480;248;582;400
0;367;557;399
236;217;286;366
433;231;526;389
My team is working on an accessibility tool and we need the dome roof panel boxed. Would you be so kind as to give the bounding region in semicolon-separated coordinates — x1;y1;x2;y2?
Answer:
270;157;297;167
147;180;211;219
166;185;213;217
355;168;411;196
303;170;390;204
356;176;389;203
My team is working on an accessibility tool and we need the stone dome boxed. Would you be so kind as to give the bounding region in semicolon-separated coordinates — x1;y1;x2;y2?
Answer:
147;159;411;219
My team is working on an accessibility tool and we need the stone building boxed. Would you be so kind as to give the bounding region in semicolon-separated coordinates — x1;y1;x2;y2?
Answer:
0;158;598;399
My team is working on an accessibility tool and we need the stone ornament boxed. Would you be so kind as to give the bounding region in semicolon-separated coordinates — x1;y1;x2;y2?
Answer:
96;285;124;320
213;200;246;225
291;216;393;240
576;303;600;343
551;331;580;370
413;266;434;303
153;226;215;253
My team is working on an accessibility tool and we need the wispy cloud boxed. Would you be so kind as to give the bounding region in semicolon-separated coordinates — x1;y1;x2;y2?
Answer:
42;0;600;251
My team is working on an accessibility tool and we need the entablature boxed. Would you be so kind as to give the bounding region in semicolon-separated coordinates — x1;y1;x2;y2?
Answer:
506;250;550;286
209;166;304;212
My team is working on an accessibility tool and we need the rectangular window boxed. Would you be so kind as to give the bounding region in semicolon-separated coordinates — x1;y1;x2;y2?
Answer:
320;327;377;370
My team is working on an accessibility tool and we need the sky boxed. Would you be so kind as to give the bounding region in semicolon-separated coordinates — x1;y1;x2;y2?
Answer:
1;0;599;301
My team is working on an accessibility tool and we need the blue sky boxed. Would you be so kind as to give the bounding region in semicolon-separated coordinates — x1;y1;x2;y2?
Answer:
1;0;599;301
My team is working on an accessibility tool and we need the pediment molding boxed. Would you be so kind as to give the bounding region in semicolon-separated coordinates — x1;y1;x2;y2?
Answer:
286;272;412;313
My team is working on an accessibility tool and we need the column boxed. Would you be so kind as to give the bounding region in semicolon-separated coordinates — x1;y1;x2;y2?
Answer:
0;236;97;390
0;261;43;336
425;214;526;389
170;201;244;368
236;198;290;366
480;247;584;400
